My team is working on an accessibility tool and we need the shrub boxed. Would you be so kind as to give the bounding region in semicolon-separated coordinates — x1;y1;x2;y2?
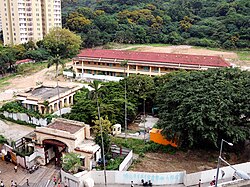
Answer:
111;137;177;155
0;135;7;144
106;157;124;170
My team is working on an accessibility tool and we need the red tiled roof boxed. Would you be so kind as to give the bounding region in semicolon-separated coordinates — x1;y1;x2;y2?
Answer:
48;121;83;134
77;49;230;67
16;59;34;65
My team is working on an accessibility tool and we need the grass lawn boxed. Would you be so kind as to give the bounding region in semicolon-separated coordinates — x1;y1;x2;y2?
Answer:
236;50;250;61
16;61;48;75
103;42;171;49
0;75;15;89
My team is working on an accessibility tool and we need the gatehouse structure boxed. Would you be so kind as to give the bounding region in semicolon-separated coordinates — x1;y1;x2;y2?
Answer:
34;118;101;170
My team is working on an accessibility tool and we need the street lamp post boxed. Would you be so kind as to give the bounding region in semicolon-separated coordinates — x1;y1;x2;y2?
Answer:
219;156;250;180
215;139;233;187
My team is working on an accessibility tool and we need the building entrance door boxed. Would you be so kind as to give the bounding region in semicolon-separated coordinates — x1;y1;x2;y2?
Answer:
43;139;67;166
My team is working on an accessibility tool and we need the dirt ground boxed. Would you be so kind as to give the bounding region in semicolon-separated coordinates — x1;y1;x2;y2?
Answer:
129;150;239;174
130;45;238;59
120;45;250;66
0;62;81;102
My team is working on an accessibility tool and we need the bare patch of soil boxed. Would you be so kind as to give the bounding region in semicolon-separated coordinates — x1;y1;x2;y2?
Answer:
128;123;140;131
134;45;238;59
129;150;239;173
0;62;81;102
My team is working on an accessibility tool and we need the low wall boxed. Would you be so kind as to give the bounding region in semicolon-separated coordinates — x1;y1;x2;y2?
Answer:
2;111;48;126
184;162;250;186
119;150;133;171
60;161;250;186
61;169;91;187
53;107;71;116
90;170;185;185
63;71;74;78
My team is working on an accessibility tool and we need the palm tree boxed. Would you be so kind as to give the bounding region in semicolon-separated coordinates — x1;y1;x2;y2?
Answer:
47;55;65;116
120;60;128;139
47;54;65;77
88;80;107;185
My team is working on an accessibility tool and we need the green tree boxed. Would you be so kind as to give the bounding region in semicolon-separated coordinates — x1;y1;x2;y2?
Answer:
126;74;156;112
0;48;17;73
156;68;250;148
24;48;51;62
88;80;107;184
180;16;193;31
65;89;97;124
42;28;81;58
92;116;112;154
62;152;81;174
66;12;92;32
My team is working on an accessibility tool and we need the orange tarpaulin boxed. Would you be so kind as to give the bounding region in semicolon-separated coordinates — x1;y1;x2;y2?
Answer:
150;128;178;147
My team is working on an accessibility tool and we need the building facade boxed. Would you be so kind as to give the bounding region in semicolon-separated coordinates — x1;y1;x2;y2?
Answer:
0;9;2;31
16;85;81;114
35;118;101;170
72;49;230;81
0;0;61;45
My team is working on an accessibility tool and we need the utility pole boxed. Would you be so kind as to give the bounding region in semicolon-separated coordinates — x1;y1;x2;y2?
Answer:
124;64;127;140
143;98;146;143
56;79;61;117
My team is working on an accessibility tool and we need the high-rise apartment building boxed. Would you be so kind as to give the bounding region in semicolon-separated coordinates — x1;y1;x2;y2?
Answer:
0;0;61;46
0;9;2;31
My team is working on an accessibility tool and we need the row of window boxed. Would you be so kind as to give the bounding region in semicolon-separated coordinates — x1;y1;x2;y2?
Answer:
80;62;170;72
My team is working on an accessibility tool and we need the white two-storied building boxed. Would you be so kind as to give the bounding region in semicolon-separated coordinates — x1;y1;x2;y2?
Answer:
0;0;61;45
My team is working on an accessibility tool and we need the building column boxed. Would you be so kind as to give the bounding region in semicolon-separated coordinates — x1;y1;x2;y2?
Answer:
159;67;161;75
81;60;84;77
65;97;69;106
49;105;53;113
70;95;74;105
62;99;65;108
38;105;42;113
136;65;138;73
149;66;152;76
127;65;130;76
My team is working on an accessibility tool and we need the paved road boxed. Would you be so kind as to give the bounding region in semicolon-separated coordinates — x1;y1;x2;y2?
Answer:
0;160;59;187
0;119;34;141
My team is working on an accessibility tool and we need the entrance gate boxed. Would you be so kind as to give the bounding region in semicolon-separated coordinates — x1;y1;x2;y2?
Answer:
43;139;67;166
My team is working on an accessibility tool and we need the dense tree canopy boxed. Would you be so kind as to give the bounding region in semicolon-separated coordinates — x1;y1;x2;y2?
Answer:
156;68;250;148
64;75;155;126
62;0;250;48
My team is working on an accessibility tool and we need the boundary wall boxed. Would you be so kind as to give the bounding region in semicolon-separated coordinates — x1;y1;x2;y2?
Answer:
61;162;250;186
119;150;133;171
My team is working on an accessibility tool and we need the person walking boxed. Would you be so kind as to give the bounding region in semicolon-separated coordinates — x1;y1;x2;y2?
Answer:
26;179;29;186
14;165;17;173
198;179;201;187
221;170;225;179
14;182;17;187
53;176;57;185
0;181;4;187
131;181;134;187
11;180;15;187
